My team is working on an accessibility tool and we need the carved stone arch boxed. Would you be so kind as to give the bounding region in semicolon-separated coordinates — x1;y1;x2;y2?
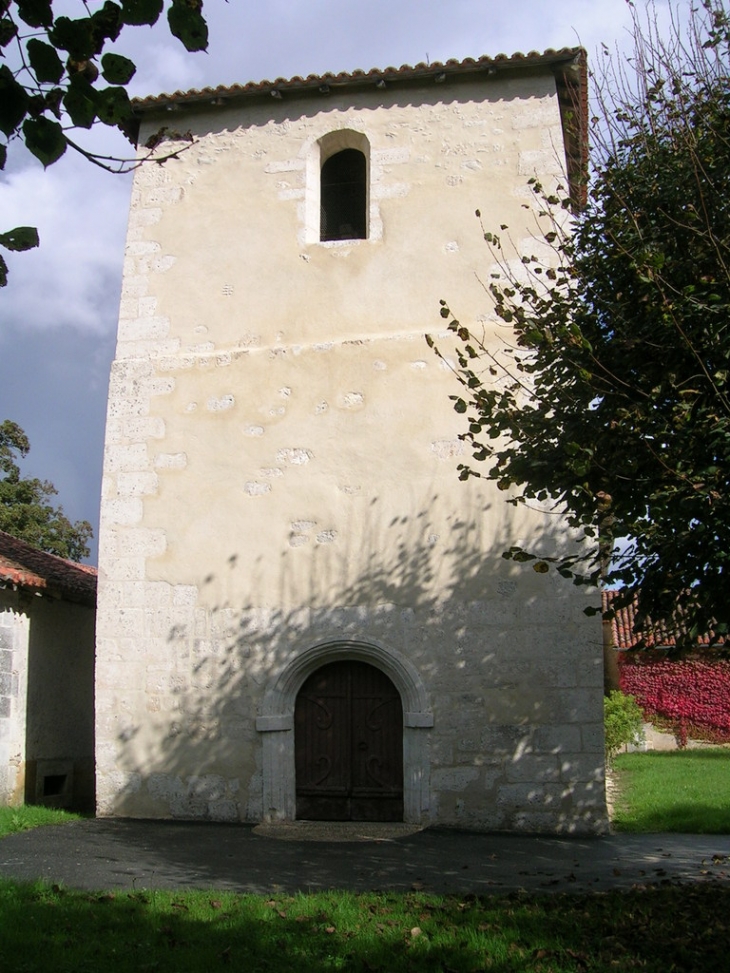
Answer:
319;129;370;167
256;639;433;823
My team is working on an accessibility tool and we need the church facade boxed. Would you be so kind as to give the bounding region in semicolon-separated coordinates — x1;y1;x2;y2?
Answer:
96;50;608;833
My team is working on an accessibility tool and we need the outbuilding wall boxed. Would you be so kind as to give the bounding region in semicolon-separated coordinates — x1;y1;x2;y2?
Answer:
0;588;95;810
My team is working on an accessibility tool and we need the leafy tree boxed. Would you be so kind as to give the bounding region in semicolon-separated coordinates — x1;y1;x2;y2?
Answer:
0;0;209;285
0;418;92;560
429;1;730;651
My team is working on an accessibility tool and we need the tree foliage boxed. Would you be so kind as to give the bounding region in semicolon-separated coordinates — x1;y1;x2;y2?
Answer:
430;1;730;650
0;0;208;285
0;418;92;560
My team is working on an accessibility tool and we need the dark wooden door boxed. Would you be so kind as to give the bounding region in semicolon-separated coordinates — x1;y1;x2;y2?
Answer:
295;661;404;821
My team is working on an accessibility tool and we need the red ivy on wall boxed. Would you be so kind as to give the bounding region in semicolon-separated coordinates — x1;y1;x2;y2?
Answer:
618;655;730;747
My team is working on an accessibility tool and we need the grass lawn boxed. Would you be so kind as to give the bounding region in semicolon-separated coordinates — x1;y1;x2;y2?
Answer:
0;880;728;973
0;805;81;838
612;748;730;833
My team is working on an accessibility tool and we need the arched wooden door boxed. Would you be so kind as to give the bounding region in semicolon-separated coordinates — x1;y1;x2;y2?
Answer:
295;660;404;821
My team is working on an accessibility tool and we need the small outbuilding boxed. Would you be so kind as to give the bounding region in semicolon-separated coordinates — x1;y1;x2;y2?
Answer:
0;530;96;811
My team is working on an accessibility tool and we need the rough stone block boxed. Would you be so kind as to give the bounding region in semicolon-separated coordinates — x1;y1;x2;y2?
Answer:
104;443;149;474
115;529;166;558
505;754;560;783
581;723;606;753
173;585;199;607
0;672;15;696
116;472;159;498
431;767;480;791
534;724;583;753
103;498;144;527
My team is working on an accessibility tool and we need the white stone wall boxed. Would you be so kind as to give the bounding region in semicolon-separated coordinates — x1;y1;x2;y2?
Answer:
0;591;29;805
97;69;608;833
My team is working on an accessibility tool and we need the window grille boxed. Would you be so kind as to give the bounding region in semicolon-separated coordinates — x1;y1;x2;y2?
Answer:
320;148;367;241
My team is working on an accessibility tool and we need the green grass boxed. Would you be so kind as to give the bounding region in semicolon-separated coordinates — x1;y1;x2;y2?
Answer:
0;881;728;973
612;748;730;833
0;805;81;839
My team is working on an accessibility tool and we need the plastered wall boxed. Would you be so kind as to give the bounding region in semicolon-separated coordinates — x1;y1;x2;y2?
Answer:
97;69;608;833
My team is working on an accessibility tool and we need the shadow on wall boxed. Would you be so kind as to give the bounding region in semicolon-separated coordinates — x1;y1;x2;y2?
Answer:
103;491;606;833
25;597;96;813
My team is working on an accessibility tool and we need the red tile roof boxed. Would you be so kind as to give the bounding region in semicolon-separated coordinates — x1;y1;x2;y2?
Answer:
133;48;588;208
602;589;724;651
0;531;96;608
133;49;585;110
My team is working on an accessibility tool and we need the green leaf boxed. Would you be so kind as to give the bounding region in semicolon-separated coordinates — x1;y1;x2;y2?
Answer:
121;0;164;26
22;116;67;167
94;86;133;125
48;16;95;59
533;561;550;574
0;227;39;252
26;39;65;84
15;0;53;28
90;2;124;48
0;65;29;137
0;253;7;287
0;17;17;46
101;53;137;85
63;75;97;129
168;0;209;52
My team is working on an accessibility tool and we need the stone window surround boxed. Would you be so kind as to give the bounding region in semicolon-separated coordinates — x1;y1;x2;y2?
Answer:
304;129;382;246
256;638;433;823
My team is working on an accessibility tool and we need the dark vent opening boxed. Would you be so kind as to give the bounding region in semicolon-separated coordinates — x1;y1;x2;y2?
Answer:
320;149;367;241
43;774;67;797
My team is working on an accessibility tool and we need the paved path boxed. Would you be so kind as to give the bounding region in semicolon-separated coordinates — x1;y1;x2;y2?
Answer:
1;820;729;895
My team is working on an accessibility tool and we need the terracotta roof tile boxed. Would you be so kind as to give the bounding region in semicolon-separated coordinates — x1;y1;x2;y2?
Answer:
132;49;585;111
0;531;96;607
601;589;724;650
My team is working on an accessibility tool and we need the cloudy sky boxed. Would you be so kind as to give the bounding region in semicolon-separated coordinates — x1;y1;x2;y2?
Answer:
0;0;685;561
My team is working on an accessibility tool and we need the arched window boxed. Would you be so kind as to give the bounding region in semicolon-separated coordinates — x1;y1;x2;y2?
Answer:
320;148;367;242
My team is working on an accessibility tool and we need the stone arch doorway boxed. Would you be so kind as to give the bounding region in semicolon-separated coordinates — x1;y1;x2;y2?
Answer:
256;639;433;824
295;660;404;821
